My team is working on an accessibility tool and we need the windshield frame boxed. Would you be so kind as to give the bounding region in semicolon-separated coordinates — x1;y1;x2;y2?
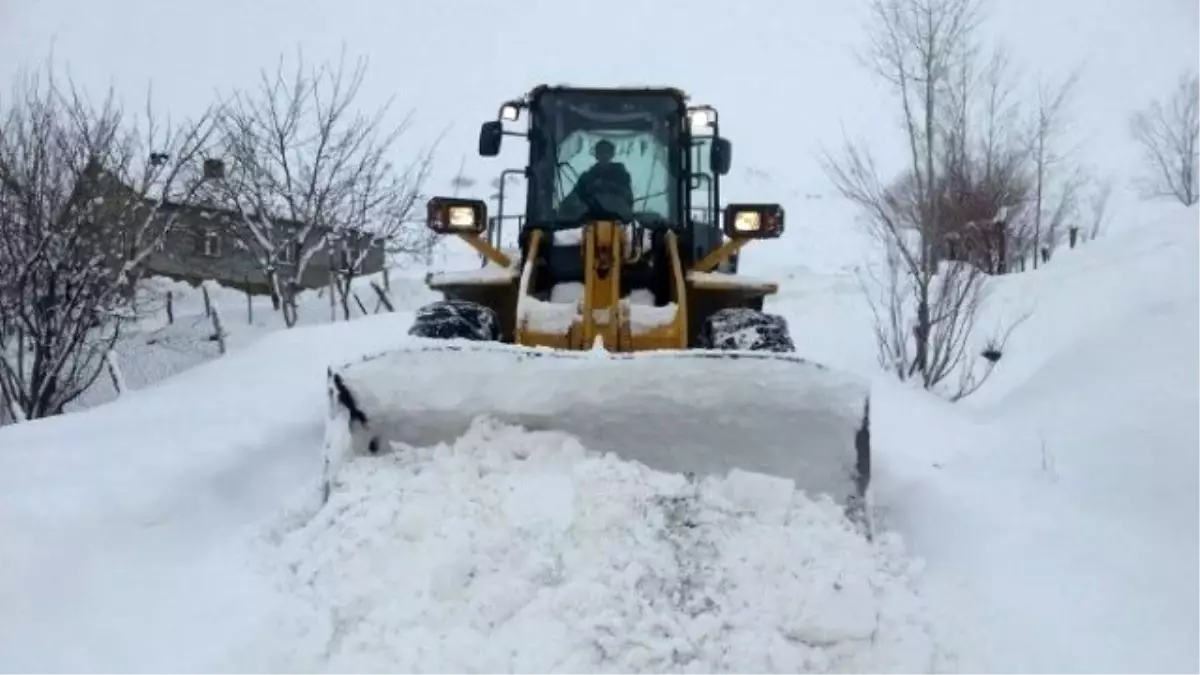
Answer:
523;87;687;230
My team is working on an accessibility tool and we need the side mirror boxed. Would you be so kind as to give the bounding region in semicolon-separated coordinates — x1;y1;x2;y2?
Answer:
723;203;784;240
427;196;488;235
710;137;732;176
479;121;503;157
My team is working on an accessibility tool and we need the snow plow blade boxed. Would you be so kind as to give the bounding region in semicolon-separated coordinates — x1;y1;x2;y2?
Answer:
323;342;872;519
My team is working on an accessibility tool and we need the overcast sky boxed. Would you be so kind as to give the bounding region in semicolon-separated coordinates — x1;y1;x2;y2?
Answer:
1;0;1196;205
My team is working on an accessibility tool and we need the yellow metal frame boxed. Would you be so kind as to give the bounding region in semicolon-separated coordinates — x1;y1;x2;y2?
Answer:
691;237;748;273
455;232;512;268
448;224;758;352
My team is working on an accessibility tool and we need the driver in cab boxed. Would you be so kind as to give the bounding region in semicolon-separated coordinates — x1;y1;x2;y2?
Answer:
566;139;634;215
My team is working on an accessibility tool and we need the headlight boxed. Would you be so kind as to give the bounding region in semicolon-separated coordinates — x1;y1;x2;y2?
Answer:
426;197;488;235
447;205;478;230
723;203;785;240
732;210;762;233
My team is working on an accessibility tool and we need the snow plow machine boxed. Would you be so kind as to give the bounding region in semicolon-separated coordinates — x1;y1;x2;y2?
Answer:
324;85;872;526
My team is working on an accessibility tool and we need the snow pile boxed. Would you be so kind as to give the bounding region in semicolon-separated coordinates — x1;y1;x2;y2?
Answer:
243;418;940;673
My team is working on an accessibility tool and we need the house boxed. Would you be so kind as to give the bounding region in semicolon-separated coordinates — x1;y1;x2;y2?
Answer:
141;202;387;295
69;159;387;295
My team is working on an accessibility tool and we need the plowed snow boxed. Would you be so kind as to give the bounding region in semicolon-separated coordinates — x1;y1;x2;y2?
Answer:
238;419;942;672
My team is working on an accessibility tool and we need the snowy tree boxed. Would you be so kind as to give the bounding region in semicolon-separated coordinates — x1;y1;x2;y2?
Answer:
823;0;1028;400
1021;71;1083;267
1131;70;1199;206
203;49;435;325
0;62;217;420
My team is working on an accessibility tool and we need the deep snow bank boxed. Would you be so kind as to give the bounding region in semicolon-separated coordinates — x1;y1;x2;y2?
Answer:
970;203;1199;408
241;418;941;673
874;204;1199;673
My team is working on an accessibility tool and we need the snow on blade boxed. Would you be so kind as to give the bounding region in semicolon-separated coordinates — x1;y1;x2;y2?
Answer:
244;419;938;673
325;342;872;510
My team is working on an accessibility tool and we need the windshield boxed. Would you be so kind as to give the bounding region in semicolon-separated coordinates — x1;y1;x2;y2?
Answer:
526;90;684;228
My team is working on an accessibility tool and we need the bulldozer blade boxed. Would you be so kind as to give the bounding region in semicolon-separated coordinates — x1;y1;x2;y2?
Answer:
323;341;871;521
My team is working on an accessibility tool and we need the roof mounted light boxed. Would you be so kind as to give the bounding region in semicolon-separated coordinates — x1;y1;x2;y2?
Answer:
500;102;521;121
688;107;715;131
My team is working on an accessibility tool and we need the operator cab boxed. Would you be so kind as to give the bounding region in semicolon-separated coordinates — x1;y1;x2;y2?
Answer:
478;86;732;305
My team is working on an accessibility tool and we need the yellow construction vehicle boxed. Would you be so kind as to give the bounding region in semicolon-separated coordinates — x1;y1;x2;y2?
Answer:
325;85;872;525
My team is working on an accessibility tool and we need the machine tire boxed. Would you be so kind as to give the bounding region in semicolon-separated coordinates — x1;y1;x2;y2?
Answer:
699;307;795;353
407;299;501;341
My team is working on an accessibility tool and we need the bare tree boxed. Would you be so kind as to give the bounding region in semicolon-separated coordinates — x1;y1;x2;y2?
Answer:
1131;70;1199;206
328;185;433;321
823;0;1028;400
0;62;216;421
1079;174;1113;243
204;48;434;326
938;44;1039;269
324;130;435;321
1026;71;1081;267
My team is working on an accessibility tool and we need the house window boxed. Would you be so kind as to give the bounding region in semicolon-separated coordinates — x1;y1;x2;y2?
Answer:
342;238;366;271
201;229;221;257
279;241;299;263
337;241;352;271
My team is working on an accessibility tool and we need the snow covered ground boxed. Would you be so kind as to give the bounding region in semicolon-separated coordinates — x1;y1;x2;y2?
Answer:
66;263;444;412
0;309;943;672
0;311;422;671
1;202;1195;672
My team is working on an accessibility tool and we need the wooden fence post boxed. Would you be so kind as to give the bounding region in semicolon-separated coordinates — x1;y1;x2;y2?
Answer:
245;279;253;324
